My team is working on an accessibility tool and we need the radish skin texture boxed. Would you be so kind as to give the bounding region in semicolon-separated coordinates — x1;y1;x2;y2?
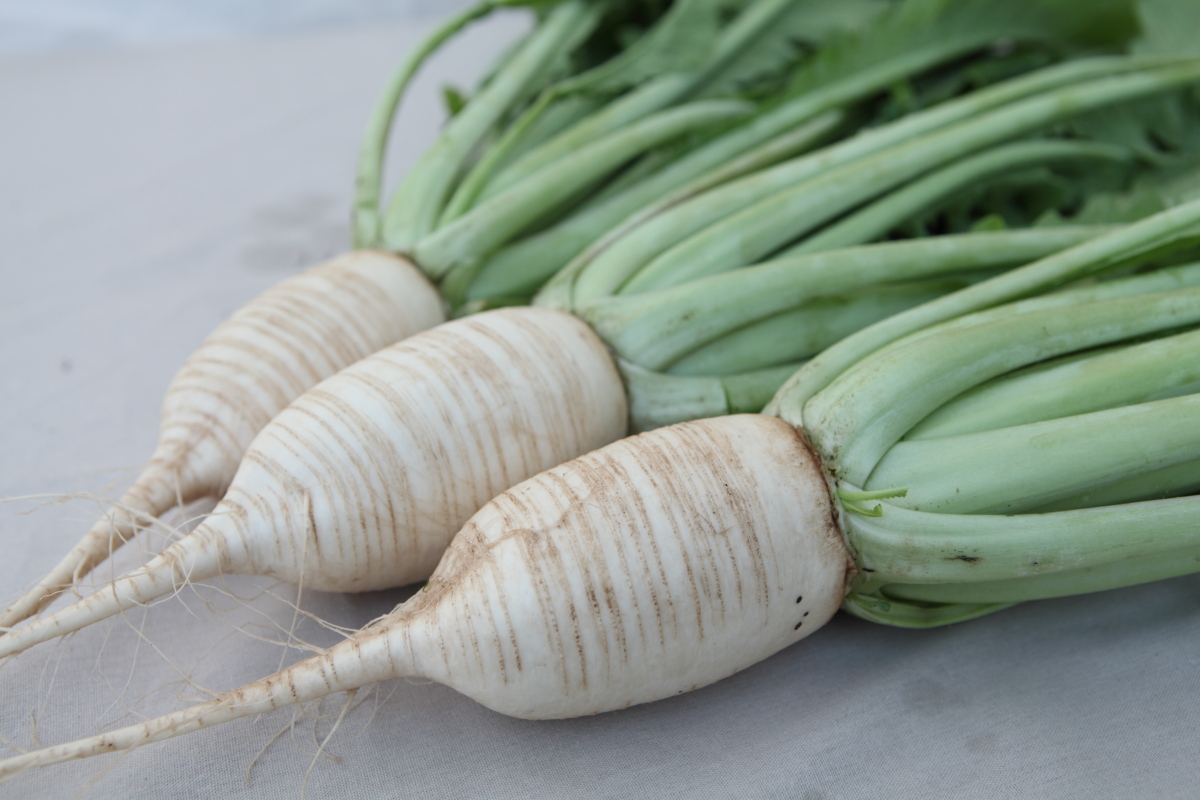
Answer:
0;307;628;659
409;414;848;717
0;415;848;776
0;252;445;632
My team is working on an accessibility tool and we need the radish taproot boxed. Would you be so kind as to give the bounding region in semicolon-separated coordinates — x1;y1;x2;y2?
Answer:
0;308;625;660
0;252;443;632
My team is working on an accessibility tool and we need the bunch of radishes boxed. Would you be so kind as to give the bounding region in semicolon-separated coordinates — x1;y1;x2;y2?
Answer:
4;0;1200;782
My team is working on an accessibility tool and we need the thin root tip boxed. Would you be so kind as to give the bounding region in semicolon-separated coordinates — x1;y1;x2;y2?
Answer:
0;751;43;784
0;478;179;632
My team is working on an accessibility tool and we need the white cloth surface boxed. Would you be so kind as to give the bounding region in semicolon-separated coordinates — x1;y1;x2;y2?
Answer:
2;14;1199;800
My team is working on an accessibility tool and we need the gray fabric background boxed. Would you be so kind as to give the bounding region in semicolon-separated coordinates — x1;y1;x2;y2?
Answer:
0;0;473;55
2;12;1199;800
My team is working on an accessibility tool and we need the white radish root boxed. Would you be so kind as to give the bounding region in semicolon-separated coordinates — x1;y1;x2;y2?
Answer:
0;415;849;778
0;251;444;631
0;307;628;660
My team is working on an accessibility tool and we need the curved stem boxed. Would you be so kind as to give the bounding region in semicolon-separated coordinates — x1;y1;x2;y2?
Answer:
868;393;1200;514
437;90;603;227
907;308;1200;439
880;544;1200;604
477;75;694;206
383;0;599;253
844;495;1200;588
353;1;506;248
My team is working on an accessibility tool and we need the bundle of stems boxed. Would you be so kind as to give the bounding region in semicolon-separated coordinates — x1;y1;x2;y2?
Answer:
768;195;1200;626
359;0;1150;310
